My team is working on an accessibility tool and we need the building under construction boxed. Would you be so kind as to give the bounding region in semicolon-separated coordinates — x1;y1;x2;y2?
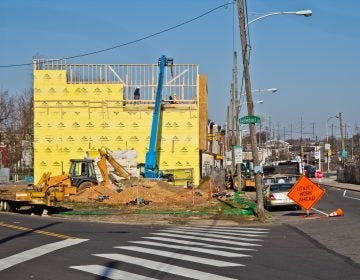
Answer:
33;58;208;186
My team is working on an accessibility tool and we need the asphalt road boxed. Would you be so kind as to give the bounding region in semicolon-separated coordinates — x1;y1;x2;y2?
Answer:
269;185;360;265
1;204;359;280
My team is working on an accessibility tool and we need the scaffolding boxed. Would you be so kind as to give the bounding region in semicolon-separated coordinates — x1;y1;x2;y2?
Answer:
33;59;198;105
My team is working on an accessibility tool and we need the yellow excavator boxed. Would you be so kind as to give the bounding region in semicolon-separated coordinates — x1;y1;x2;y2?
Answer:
0;149;134;212
0;158;99;211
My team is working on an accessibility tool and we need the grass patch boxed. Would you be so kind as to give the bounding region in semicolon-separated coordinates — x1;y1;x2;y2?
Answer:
134;209;208;215
56;210;113;216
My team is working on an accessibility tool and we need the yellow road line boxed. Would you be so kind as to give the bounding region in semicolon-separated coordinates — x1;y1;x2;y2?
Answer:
0;222;78;239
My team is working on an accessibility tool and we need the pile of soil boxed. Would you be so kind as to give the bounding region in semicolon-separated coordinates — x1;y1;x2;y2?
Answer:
69;184;115;202
70;179;210;206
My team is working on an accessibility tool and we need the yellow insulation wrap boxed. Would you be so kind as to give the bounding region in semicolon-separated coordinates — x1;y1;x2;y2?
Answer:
34;68;200;186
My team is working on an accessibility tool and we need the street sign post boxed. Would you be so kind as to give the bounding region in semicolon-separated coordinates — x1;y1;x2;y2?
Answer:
341;149;347;158
234;145;243;164
314;151;320;159
287;175;325;211
239;115;260;124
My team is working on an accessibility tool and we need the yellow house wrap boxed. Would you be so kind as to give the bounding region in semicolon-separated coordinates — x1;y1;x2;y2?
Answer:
33;60;206;186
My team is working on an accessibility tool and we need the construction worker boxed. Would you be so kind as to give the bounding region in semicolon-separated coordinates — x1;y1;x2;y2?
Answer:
133;86;140;104
173;93;178;104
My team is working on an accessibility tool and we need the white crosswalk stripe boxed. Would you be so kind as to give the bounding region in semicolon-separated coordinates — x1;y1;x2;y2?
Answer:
175;226;269;236
158;229;264;241
94;253;239;280
129;240;252;257
195;226;270;231
150;232;262;246
70;264;158;280
143;236;258;251
70;226;270;279
0;239;88;272
115;246;243;266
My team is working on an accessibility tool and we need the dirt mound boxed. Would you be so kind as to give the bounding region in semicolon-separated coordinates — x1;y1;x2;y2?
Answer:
70;180;210;206
70;185;117;202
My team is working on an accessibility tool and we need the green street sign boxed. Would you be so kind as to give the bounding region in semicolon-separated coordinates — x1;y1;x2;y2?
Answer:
341;149;347;158
239;115;260;124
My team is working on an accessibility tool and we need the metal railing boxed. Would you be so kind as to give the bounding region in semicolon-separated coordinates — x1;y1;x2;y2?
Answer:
33;59;198;103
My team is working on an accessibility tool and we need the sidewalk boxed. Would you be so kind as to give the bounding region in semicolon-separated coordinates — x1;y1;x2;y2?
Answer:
317;175;360;192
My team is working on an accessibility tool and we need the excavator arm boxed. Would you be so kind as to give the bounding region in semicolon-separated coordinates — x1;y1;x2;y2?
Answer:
35;172;71;193
98;148;132;184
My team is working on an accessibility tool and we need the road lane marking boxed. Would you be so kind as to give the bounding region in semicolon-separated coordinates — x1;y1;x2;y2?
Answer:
0;222;77;239
167;227;267;237
0;239;88;271
128;241;251;257
95;253;239;280
116;246;245;266
343;190;360;201
150;232;262;247
195;226;270;231
157;229;263;242
71;264;158;280
143;237;257;251
175;226;269;235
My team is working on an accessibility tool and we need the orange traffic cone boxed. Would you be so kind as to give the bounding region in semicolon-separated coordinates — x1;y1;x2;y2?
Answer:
328;208;344;217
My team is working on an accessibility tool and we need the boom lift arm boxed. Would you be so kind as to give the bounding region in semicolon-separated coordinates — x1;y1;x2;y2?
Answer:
144;55;173;178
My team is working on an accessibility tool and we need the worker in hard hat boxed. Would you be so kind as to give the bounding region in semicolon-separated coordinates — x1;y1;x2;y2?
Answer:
173;93;178;104
133;86;140;104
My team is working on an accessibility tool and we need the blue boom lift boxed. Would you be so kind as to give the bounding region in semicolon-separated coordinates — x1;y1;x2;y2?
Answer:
143;55;173;178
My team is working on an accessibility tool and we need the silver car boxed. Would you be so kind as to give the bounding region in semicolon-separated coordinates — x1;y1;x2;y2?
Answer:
263;182;299;210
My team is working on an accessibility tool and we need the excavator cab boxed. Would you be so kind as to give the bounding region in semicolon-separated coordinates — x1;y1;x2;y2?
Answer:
69;159;98;190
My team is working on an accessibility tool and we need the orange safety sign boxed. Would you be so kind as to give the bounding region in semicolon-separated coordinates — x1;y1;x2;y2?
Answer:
287;175;325;210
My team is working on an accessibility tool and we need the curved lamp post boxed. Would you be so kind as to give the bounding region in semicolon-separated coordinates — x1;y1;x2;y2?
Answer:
252;88;278;94
237;1;312;221
246;10;312;27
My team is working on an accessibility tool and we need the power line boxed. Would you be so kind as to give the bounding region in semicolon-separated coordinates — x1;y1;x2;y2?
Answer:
0;1;235;68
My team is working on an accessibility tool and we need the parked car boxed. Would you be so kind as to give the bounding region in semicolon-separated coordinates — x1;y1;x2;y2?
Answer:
304;165;316;178
263;182;299;210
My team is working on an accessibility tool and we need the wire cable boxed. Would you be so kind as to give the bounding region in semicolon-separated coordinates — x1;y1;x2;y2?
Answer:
0;1;236;68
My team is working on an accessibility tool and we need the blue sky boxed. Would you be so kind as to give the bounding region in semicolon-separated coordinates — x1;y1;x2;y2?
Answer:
0;0;359;140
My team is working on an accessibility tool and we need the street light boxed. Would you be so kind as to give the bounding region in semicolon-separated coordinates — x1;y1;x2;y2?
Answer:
326;115;339;142
252;88;278;94
246;10;312;26
236;1;312;221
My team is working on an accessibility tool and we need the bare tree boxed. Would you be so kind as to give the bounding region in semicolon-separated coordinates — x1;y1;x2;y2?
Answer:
0;89;33;172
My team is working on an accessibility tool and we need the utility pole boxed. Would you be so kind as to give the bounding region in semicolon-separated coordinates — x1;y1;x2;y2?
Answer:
283;127;286;142
233;51;242;191
339;112;346;163
300;117;303;161
237;0;265;221
269;116;272;140
226;106;230;152
230;84;235;174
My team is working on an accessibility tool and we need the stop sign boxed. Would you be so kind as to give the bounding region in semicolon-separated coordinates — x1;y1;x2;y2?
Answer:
315;170;323;179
